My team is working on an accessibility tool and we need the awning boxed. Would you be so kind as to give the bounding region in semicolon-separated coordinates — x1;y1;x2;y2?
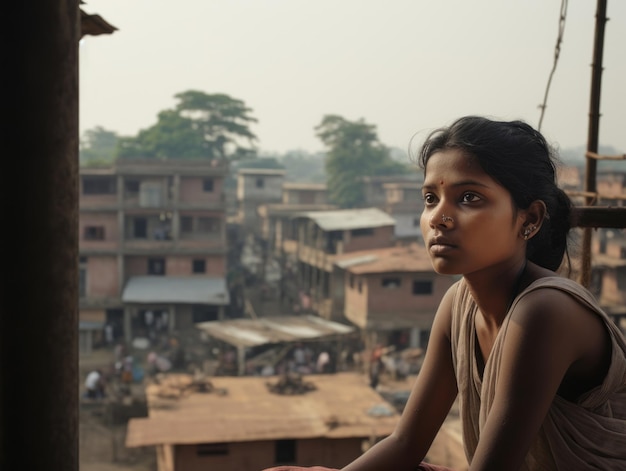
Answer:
122;276;230;305
196;315;355;348
79;321;104;331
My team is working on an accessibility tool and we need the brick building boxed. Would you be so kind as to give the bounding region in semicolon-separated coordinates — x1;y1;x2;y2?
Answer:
79;158;230;350
337;244;457;350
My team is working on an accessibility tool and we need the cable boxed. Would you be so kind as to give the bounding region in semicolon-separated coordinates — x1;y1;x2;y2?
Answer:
538;0;569;131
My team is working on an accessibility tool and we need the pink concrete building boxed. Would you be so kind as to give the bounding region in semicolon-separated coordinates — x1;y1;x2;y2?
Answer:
337;244;456;349
287;208;397;320
79;159;230;351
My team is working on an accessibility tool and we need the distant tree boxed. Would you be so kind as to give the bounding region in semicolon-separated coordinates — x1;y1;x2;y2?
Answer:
80;126;119;166
117;90;258;161
315;115;408;208
280;150;326;183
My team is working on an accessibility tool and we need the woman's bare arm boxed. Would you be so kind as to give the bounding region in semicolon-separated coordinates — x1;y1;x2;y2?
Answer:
341;286;460;471
469;288;610;470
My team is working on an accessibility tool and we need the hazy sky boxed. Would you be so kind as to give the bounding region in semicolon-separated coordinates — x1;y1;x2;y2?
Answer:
79;0;626;156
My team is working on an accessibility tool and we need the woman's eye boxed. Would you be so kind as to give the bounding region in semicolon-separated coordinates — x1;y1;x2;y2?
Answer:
423;193;436;204
461;192;480;203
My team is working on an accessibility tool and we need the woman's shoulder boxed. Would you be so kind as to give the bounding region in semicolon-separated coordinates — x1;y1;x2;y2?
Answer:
517;275;603;315
509;276;612;352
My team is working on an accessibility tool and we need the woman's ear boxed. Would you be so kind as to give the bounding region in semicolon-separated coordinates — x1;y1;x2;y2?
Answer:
521;200;547;240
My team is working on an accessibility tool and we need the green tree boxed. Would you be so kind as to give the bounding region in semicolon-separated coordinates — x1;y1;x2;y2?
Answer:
315;115;407;208
80;126;119;166
117;90;258;160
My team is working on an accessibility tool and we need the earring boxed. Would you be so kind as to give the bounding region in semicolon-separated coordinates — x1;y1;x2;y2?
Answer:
523;225;537;240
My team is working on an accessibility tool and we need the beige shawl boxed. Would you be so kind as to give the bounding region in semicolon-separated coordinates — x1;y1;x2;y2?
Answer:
450;276;626;470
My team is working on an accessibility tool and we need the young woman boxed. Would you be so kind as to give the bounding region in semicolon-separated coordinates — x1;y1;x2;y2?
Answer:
264;116;626;471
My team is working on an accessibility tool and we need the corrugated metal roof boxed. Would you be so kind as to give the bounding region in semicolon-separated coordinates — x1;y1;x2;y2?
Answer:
282;182;327;190
296;208;395;231
335;255;379;269
79;321;104;330
122;276;229;305
237;168;286;176
126;373;399;447
196;315;355;347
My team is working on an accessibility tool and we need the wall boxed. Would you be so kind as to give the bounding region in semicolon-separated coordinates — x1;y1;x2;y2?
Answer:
342;226;394;253
237;174;284;202
366;272;447;313
392;213;422;240
179;176;224;204
174;437;365;471
87;256;119;298
344;271;454;330
79;212;119;251
167;255;226;277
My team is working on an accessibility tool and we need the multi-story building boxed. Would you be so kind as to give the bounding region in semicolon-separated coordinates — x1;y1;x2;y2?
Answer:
361;174;421;209
337;244;457;350
281;182;328;205
79;158;230;349
382;181;424;244
288;208;396;320
236;168;286;232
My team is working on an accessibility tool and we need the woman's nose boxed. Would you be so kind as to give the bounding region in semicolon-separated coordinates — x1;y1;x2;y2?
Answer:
429;211;454;228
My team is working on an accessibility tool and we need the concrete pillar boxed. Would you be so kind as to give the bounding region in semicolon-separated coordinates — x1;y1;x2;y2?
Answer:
410;327;421;349
124;307;133;344
1;2;80;470
237;345;246;376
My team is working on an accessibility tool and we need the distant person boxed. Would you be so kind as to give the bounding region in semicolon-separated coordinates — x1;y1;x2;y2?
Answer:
103;323;114;345
316;350;330;374
84;369;105;400
261;116;626;470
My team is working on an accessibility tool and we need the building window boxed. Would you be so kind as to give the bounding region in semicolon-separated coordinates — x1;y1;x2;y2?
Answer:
198;217;219;233
196;443;229;456
275;439;296;464
413;280;433;295
192;305;220;323
148;258;166;275
82;177;116;195
181;216;193;233
349;274;355;289
203;178;214;192
133;218;148;238
382;277;401;289
256;177;264;188
125;179;140;193
193;259;206;274
351;228;374;237
358;280;362;293
84;226;105;240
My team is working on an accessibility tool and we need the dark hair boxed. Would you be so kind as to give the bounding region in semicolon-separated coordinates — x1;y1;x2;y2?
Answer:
417;116;571;271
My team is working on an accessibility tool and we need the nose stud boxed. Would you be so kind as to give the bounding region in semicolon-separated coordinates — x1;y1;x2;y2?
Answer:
441;214;454;224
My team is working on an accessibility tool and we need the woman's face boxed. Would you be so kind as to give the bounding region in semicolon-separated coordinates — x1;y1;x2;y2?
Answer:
420;149;526;276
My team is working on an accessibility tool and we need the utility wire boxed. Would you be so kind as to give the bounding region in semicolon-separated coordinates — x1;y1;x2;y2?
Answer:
538;0;568;131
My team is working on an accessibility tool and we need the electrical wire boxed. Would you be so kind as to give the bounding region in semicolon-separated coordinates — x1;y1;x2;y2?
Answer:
538;0;569;131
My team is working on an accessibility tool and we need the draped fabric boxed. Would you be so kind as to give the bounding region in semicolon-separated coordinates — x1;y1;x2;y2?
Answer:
450;276;626;470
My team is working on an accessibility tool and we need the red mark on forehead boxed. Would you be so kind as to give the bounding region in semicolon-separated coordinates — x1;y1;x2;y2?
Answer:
440;180;444;185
